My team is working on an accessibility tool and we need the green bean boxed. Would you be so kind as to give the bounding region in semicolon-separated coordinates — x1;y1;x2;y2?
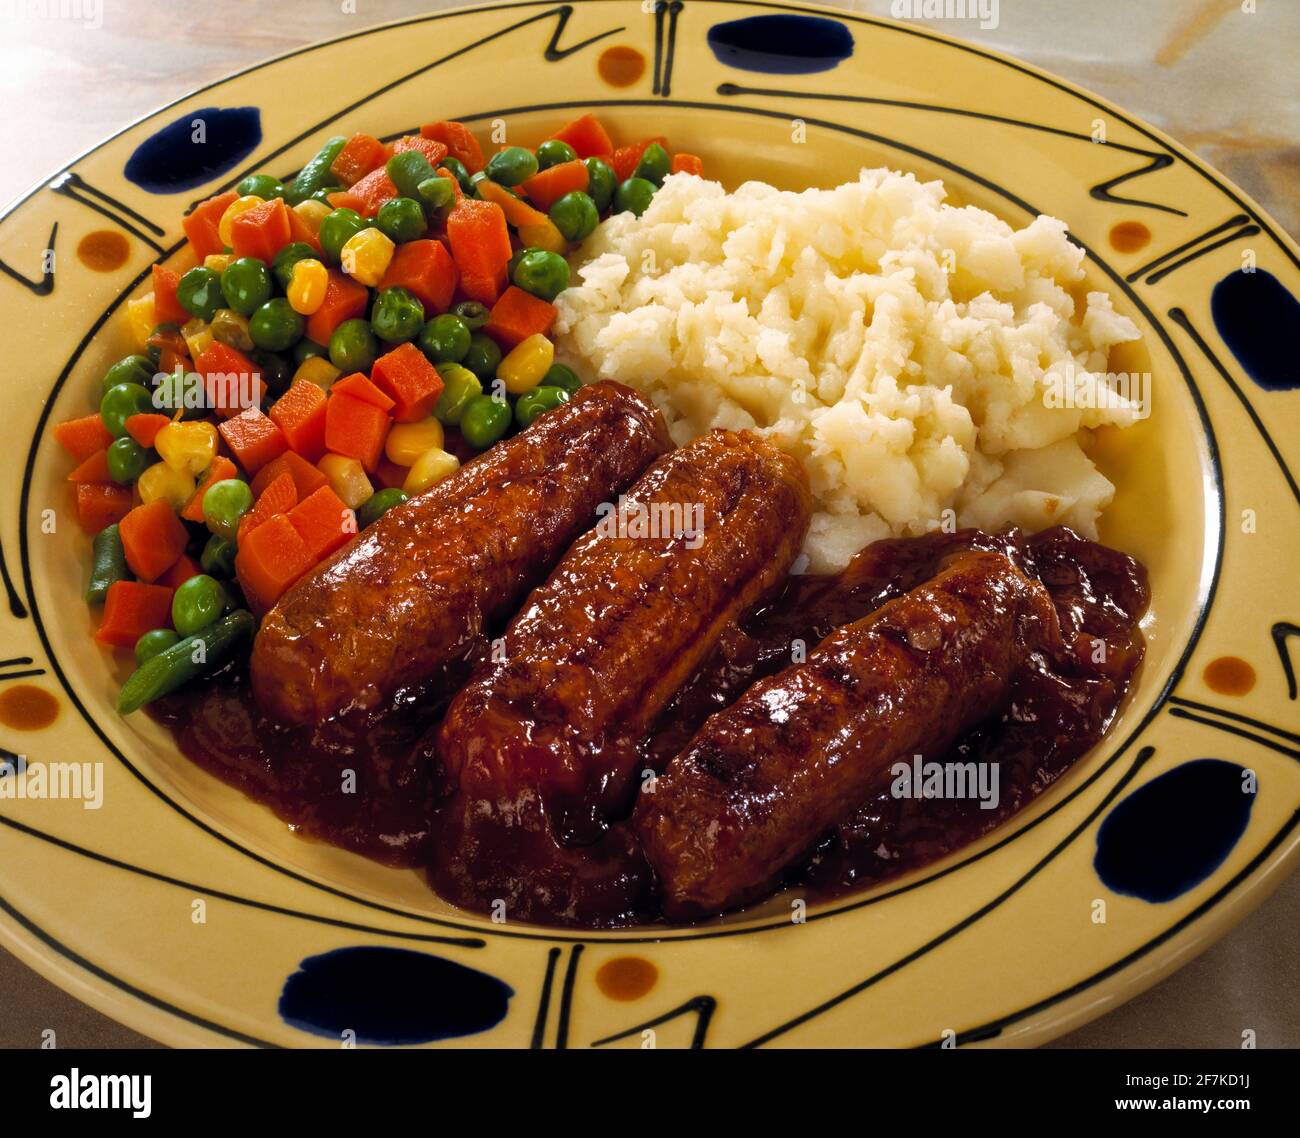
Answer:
85;523;129;603
284;136;347;205
117;610;255;715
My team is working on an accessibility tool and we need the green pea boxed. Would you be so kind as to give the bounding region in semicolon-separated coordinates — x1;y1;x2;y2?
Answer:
376;196;428;244
249;298;304;352
201;477;253;541
236;173;285;200
176;266;223;321
386;150;438;199
106;437;149;484
101;354;154;396
284;135;346;205
453;301;491;331
535;139;578;171
134;628;180;666
460;393;512;448
293;338;329;365
632;142;671;187
171;574;225;637
438;156;473;195
100;382;153;438
614;177;657;218
200;533;237;577
542;363;582;394
584;157;616;213
318;208;367;264
418;313;471;364
329;318;378;373
370;286;425;344
250;349;293;397
512;249;570;302
485;146;538;186
220;257;273;316
272;242;317;290
433;364;482;427
462;332;502;380
357;488;409;529
416;175;455;212
549;191;599;242
515;385;571;429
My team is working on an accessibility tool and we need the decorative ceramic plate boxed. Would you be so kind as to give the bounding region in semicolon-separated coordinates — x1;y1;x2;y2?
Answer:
1;0;1297;1049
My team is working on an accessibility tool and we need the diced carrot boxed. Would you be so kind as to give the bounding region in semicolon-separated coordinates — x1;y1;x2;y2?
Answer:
287;485;355;563
332;372;396;412
392;135;448;167
218;407;287;474
151;265;189;326
94;581;174;649
434;167;463;202
369;343;445;424
420;121;485;173
346;166;401;217
55;414;113;463
118;499;189;582
612;137;665;183
445;198;511;306
377;239;457;314
76;482;134;534
305;269;368;347
67;449;111;483
125;413;172;449
477;179;551;229
236;471;298;545
182;190;238;260
230;197;292;262
521;160;589;212
147;324;191;376
671;153;704;177
548;113;614;160
485;286;557;351
195;341;265;419
157;553;201;590
373;456;409;491
286;206;323;254
235;513;313;614
325;393;389;473
268;378;329;460
181;455;238;522
249;450;327;502
330;133;388;187
327;190;366;213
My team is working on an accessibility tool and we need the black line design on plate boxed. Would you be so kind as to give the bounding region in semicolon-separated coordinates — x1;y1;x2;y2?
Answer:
0;669;44;683
0;812;486;947
1168;306;1300;508
530;947;562;1048
0;530;29;618
1168;695;1300;745
653;1;684;98
555;943;584;1049
1167;708;1300;762
0;221;57;298
49;173;165;252
540;2;623;61
1272;623;1300;700
715;81;1188;216
590;996;717;1049
1126;214;1260;284
0;657;33;668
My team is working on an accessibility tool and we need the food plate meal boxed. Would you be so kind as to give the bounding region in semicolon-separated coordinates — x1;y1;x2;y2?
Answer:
1;0;1297;1048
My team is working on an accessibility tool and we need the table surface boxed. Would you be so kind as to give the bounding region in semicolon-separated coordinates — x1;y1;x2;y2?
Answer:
0;0;1296;1049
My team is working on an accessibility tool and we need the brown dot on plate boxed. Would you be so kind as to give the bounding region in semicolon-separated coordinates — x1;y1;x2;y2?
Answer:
0;684;59;731
596;955;658;1000
76;230;131;272
1203;656;1255;696
598;45;646;88
1108;221;1151;253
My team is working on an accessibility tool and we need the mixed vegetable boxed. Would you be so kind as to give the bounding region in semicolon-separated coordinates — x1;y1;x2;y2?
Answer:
54;113;702;714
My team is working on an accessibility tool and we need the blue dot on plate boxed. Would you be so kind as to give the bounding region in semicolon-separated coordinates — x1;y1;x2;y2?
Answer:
1094;759;1255;903
707;14;854;75
124;106;262;194
1210;269;1300;391
279;946;513;1045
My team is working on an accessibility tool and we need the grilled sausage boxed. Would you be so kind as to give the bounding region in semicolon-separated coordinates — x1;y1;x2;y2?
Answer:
438;429;812;843
634;550;1060;918
251;381;671;725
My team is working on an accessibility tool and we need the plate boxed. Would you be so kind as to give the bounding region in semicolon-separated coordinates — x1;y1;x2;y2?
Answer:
0;0;1297;1048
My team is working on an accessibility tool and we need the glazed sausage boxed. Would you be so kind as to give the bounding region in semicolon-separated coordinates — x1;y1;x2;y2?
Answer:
438;429;812;843
634;550;1060;918
251;382;671;725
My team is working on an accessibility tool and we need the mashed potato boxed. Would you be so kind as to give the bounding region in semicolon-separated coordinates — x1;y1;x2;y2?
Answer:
555;169;1143;572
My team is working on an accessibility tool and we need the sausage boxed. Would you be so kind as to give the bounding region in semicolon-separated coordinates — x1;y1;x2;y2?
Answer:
251;381;671;725
437;429;812;843
633;550;1060;918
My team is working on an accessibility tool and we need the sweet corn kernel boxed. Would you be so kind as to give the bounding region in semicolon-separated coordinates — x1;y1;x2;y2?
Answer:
137;461;196;510
155;421;218;476
124;293;156;350
203;253;233;273
498;334;555;395
385;418;445;466
340;227;395;287
317;453;373;509
292;355;342;391
181;317;214;361
218;194;265;247
517;219;567;254
292;199;331;236
287;258;329;315
210;308;255;352
403;447;460;494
